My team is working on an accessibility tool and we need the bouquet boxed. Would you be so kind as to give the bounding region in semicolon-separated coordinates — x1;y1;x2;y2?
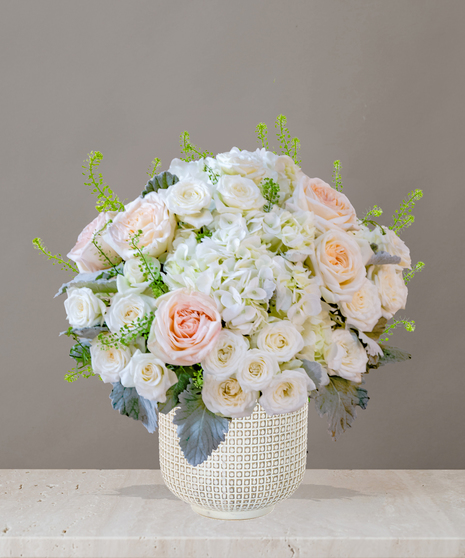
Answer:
34;115;424;466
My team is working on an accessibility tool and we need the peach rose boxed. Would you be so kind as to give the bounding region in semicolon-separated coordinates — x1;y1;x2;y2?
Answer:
104;192;176;260
289;176;358;231
147;288;222;366
310;228;372;303
67;212;121;273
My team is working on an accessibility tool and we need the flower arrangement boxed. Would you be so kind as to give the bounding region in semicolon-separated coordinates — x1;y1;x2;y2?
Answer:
34;116;424;466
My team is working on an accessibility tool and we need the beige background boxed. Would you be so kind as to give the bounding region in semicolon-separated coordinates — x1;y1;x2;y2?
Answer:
1;0;464;469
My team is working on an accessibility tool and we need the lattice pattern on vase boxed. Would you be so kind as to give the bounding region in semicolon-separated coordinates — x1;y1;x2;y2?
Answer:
159;402;308;513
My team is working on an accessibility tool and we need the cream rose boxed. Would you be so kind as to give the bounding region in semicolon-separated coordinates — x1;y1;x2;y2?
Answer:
236;349;280;391
147;288;222;366
256;320;304;363
289;175;358;231
259;369;314;415
123;256;160;288
104;192;175;260
90;334;134;383
64;287;106;328
340;278;383;332
202;374;258;418
311;228;371;303
369;265;408;319
120;350;177;402
159;178;213;228
215;175;265;213
67;212;121;273
105;291;156;333
325;329;368;383
201;329;248;379
216;147;267;183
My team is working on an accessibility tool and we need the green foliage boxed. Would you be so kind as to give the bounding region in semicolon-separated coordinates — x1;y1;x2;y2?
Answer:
404;261;425;284
275;114;301;164
390;189;423;233
379;319;415;344
129;230;169;298
141;171;179;197
109;382;158;433
98;312;154;349
378;345;412;366
203;163;220;185
83;151;125;213
159;365;197;415
179;131;213;162
173;380;230;466
192;367;204;389
195;226;213;242
362;205;383;223
332;160;342;192
63;328;95;383
255;122;269;150
313;376;369;440
32;237;79;273
146;157;161;177
261;178;280;212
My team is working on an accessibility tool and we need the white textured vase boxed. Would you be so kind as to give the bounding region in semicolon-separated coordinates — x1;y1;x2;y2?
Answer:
159;402;308;520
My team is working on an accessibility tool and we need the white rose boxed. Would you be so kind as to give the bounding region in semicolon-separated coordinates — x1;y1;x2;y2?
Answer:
104;192;176;260
340;278;383;332
215;175;265;213
90;334;135;383
158;178;213;228
105;291;155;333
64;287;106;328
202;374;258;418
256;320;304;363
259;369;314;415
216;147;267;183
236;349;280;391
123;256;160;288
168;158;212;182
298;308;334;365
201;329;248;379
120;350;177;403
275;155;304;188
325;329;368;383
310;228;372;303
369;265;408;319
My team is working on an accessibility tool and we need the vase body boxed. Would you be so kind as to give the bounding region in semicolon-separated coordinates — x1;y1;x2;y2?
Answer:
159;402;308;520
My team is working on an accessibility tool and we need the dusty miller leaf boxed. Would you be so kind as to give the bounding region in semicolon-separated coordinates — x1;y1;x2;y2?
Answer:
60;326;109;340
141;171;179;197
314;376;369;440
367;251;401;266
378;345;411;366
364;317;388;341
173;380;229;467
301;360;329;389
110;382;158;433
158;366;195;415
55;267;120;297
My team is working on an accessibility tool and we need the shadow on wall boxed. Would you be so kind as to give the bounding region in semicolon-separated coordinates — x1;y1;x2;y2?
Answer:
115;483;365;501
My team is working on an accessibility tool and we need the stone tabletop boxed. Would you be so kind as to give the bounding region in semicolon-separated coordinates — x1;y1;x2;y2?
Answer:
0;469;464;558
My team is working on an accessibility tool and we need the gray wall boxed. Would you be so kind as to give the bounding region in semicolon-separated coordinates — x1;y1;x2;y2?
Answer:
1;0;464;469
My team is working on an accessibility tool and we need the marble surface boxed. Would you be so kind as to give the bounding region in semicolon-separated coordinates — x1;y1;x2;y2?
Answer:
0;469;464;558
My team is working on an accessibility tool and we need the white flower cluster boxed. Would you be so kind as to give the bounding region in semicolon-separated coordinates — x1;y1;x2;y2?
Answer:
65;146;412;418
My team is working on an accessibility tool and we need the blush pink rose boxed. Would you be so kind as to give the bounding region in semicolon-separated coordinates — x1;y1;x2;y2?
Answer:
67;212;122;273
289;175;358;231
104;192;176;260
147;289;222;366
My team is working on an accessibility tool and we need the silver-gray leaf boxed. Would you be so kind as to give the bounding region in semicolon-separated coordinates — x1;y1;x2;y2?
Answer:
367;251;401;266
55;267;122;297
301;360;329;389
110;382;158;434
60;326;108;340
173;380;230;467
314;376;369;440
